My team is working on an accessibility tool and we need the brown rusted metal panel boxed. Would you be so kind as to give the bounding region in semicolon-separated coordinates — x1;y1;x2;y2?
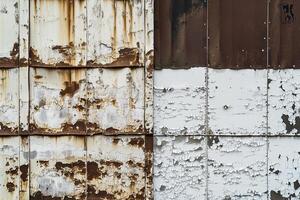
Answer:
155;0;207;69
270;0;300;68
86;68;144;135
87;135;147;199
30;136;86;199
29;0;87;68
0;0;19;68
208;0;267;68
0;69;19;135
29;68;87;135
87;0;145;68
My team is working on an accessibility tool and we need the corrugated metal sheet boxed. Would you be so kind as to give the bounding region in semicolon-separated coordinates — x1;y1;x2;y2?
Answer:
208;0;267;68
269;0;300;68
155;0;207;68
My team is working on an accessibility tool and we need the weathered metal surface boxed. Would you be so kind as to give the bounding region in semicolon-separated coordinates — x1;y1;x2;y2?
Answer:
30;136;86;199
268;69;300;135
268;137;300;199
208;0;267;68
270;0;300;68
0;0;19;67
30;0;87;68
155;0;207;69
0;69;19;135
208;137;267;199
86;68;144;135
0;137;20;199
154;136;206;199
29;68;87;134
19;136;30;200
154;68;206;135
87;0;144;68
87;135;148;199
208;69;267;135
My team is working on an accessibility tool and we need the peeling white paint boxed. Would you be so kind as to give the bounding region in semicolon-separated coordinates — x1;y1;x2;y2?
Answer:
208;69;267;135
208;137;267;199
268;69;300;135
154;68;206;135
154;136;206;200
268;137;300;199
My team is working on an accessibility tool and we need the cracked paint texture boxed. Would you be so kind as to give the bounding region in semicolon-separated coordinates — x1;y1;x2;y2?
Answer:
154;68;206;135
268;69;300;135
154;136;206;200
208;137;267;199
209;69;267;135
268;137;300;199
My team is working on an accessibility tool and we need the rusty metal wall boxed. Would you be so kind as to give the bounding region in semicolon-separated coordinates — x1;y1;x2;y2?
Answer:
1;0;300;199
0;0;154;199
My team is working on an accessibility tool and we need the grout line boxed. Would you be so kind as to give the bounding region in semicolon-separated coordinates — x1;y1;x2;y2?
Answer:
266;0;270;199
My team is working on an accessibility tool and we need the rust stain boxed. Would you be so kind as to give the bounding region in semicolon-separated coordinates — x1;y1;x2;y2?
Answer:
0;43;19;67
87;161;107;180
87;48;141;67
20;164;28;182
128;137;144;148
0;122;18;135
55;160;86;174
99;159;123;168
87;186;115;200
30;191;77;200
5;166;18;176
60;81;80;97
6;182;16;192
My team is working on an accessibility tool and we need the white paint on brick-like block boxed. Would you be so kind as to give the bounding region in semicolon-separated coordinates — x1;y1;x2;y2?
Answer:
154;68;206;135
208;69;267;135
268;69;300;135
268;137;300;199
208;137;267;200
154;136;206;200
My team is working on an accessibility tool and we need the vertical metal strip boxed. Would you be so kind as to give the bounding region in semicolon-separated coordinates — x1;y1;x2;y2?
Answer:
266;0;270;198
19;0;30;198
144;0;154;199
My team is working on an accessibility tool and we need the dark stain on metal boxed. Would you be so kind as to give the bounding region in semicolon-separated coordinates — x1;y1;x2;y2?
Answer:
208;0;267;68
55;160;86;175
99;159;123;168
281;114;300;134
6;182;16;192
155;0;207;69
60;81;80;97
270;0;300;68
270;190;293;199
128;137;144;148
87;48;141;68
30;191;77;200
0;43;19;67
5;166;18;176
0;122;18;135
87;161;108;180
87;185;115;200
207;135;220;147
20;164;28;182
294;180;300;190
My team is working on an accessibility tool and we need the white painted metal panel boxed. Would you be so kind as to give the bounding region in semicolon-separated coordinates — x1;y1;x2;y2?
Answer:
87;0;144;67
0;0;19;67
30;0;86;67
268;69;300;135
268;137;300;199
87;135;146;199
154;136;206;199
0;137;20;200
208;137;267;199
29;68;86;134
208;69;267;135
86;68;144;134
154;68;206;135
0;69;19;134
30;136;86;199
